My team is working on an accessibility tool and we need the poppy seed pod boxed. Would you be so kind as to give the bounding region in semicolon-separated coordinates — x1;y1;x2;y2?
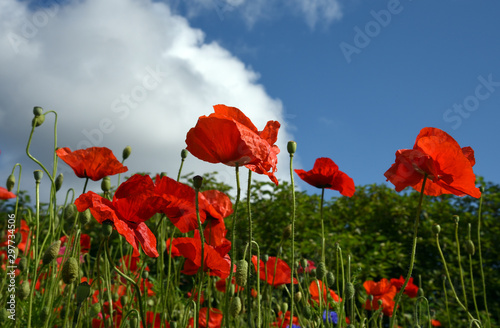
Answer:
287;141;297;155
18;281;30;300
62;257;79;284
32;114;45;127
89;303;101;317
55;173;64;191
346;282;355;300
432;224;441;235
34;170;43;182
43;240;61;265
294;291;302;303
326;271;335;287
230;296;242;317
6;174;15;192
122;146;132;160
263;254;269;263
466;240;475;255
192;175;203;190
101;176;111;192
181;149;188;159
235;259;248;287
76;282;91;304
281;302;288;314
316;261;327;279
33;106;43;116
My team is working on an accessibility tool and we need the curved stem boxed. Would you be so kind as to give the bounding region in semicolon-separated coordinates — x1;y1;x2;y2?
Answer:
389;174;427;327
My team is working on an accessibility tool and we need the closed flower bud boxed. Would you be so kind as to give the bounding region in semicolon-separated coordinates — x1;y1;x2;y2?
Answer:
235;259;248;287
89;303;101;317
263;254;269;263
294;291;302;303
64;204;77;222
301;259;308;270
193;175;203;190
122;146;132;160
282;224;292;240
418;287;424;297
181;149;188;159
33;106;43;116
453;215;459;223
6;174;15;191
287;141;297;155
32;114;45;127
55;173;64;191
112;292;120;302
142;271;149;279
76;282;91;304
18;281;30;300
303;305;312;319
121;295;129;305
34;170;43;182
130;316;138;328
316;262;327;279
309;268;317;278
432;224;441;235
466;240;475;255
326;271;335;287
18;257;27;272
79;209;91;226
281;302;288;314
62;257;79;284
101;176;111;192
346;282;355;300
102;221;113;237
43;240;61;265
230;296;242;317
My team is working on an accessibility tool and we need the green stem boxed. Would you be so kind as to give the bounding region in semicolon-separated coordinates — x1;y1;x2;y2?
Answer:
246;170;253;328
289;152;296;324
389;174;427;327
27;178;41;328
443;276;451;327
454;217;468;310
468;223;481;321
320;187;325;263
476;190;490;328
195;185;205;328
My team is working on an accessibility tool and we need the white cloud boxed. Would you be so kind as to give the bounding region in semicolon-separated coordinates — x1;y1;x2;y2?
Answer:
0;0;294;199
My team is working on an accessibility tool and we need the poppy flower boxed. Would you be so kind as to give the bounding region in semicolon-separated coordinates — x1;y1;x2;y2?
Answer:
167;230;231;279
309;280;342;307
295;157;355;197
56;147;128;181
363;278;397;317
431;319;442;327
201;189;233;248
215;277;244;293
185;104;281;185
271;311;300;328
390;275;418;298
252;255;298;287
384;127;481;198
75;174;161;257
0;186;16;199
188;307;223;328
297;259;316;274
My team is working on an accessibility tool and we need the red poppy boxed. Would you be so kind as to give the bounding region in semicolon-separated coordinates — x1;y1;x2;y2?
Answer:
215;277;244;293
188;307;223;328
363;278;397;317
297;259;316;274
431;319;442;327
56;147;128;181
201;189;233;248
58;234;91;264
0;186;16;199
252;255;298;287
295;157;355;197
309;279;342;307
75;174;161;257
167;230;231;279
118;255;150;273
185;104;281;185
390;276;418;298
271;311;300;328
384;127;481;198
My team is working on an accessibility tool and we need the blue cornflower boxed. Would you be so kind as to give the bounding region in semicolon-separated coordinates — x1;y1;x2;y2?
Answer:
323;310;338;324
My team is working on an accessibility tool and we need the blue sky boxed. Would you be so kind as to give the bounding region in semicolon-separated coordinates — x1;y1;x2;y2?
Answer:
1;0;499;198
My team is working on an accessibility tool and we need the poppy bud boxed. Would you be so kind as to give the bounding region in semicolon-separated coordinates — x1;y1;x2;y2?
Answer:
160;172;168;178
282;302;288;314
33;106;43;117
43;240;61;266
55;173;64;191
316;261;327;279
102;221;113;237
309;268;317;278
479;186;485;193
418;287;424;297
235;259;248;287
112;292;120;302
181;149;188;159
34;170;43;182
453;215;459;223
301;259;308;270
142;271;149;279
79;209;91;226
193;175;203;190
18;257;27;272
6;174;15;192
76;281;91;304
263;254;269;263
130;316;138;328
287;141;297;155
32;114;45;127
294;291;302;303
303;305;312;319
122;146;132;160
64;203;77;222
466;240;475;255
121;295;129;305
346;282;355;300
101;176;111;192
326;271;335;287
230;296;242;317
432;224;441;235
282;224;292;240
18;281;30;300
62;257;79;284
89;303;101;317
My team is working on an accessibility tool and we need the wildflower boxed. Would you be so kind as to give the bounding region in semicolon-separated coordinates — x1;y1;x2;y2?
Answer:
0;186;16;199
295;157;355;197
56;147;128;181
185;104;281;185
384;127;481;198
252;255;298;287
187;307;223;328
271;311;300;328
323;310;338;324
309;280;342;307
390;276;418;298
363;278;397;317
431;319;442;326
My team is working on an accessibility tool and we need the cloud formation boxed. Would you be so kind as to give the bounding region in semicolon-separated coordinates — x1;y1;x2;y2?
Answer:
0;0;293;196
